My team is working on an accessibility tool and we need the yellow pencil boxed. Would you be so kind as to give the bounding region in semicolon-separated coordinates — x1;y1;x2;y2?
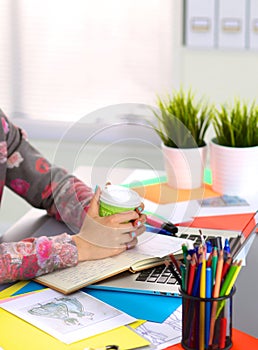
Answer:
224;260;242;295
199;252;206;350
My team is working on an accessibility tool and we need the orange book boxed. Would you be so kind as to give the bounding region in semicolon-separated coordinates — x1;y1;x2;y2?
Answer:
179;213;256;238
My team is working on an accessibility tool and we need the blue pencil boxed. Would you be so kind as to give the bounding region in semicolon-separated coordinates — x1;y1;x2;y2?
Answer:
192;263;202;297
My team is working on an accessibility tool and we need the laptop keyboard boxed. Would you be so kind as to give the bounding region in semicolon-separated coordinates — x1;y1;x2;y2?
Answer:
135;234;221;286
175;233;236;250
135;235;238;286
136;266;178;285
176;233;224;246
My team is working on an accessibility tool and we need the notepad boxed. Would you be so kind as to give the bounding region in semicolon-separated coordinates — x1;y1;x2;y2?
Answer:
34;218;193;294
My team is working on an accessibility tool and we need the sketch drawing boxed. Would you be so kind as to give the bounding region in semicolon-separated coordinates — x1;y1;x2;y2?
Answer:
28;296;94;326
20;292;121;335
2;290;132;343
134;306;182;345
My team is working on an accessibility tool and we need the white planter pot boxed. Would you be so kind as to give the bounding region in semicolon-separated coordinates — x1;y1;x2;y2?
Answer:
161;143;207;189
210;138;258;195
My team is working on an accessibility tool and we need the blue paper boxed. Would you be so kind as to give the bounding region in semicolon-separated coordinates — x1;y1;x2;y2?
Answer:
13;281;46;295
84;288;182;322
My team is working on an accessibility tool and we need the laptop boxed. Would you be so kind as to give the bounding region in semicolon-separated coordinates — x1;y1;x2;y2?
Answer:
10;209;256;297
86;212;258;296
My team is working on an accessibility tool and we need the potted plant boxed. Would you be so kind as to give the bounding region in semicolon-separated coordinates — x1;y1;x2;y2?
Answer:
210;99;258;195
150;88;212;189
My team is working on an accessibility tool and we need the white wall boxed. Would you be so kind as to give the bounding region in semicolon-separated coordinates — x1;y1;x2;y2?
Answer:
181;48;258;103
2;0;258;233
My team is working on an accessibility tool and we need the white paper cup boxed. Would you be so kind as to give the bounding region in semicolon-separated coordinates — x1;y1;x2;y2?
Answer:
99;185;141;217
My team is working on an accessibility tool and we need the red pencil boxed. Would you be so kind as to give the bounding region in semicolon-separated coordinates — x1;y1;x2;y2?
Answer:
219;317;227;348
187;259;196;295
221;256;233;280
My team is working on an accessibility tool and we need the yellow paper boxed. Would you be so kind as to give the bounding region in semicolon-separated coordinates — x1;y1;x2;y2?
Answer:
0;307;149;350
0;283;149;349
129;319;146;328
0;281;29;299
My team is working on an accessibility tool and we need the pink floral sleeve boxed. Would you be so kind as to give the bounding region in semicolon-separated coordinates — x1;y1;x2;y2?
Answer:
0;111;94;233
0;234;78;283
0;109;88;284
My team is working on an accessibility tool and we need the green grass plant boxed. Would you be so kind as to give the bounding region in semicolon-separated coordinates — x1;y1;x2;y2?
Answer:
150;88;212;148
212;99;258;147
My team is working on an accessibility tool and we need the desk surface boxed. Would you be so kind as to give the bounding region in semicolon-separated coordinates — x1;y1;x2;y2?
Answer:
2;210;258;339
1;166;258;339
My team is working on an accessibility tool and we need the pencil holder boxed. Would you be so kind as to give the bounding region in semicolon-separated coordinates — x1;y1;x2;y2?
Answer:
180;287;236;350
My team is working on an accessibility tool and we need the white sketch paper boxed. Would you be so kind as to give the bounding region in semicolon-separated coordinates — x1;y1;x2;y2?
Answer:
0;289;136;344
133;305;182;349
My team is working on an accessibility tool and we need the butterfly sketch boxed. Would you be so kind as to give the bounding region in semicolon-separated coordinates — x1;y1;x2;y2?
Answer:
28;296;94;326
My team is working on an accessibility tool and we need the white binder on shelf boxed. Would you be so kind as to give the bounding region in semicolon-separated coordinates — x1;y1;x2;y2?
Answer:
184;0;216;48
218;0;247;49
249;0;258;49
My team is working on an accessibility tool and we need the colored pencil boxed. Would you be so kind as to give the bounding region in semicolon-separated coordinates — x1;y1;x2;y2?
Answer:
199;253;206;350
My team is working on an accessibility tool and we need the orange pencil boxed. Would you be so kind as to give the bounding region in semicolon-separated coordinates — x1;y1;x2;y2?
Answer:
209;249;224;345
212;250;224;296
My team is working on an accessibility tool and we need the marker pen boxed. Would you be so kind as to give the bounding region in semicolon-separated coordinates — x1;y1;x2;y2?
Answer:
223;238;231;260
145;224;175;236
223;238;231;254
146;214;178;234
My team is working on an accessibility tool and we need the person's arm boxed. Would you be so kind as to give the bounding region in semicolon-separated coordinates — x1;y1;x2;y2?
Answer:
1;110;93;231
0;112;146;284
0;233;78;284
0;189;146;284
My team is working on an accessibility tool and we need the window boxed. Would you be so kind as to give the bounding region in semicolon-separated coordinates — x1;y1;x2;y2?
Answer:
0;0;181;129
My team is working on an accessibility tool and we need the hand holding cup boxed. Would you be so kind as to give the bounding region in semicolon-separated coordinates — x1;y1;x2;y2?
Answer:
77;185;146;251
